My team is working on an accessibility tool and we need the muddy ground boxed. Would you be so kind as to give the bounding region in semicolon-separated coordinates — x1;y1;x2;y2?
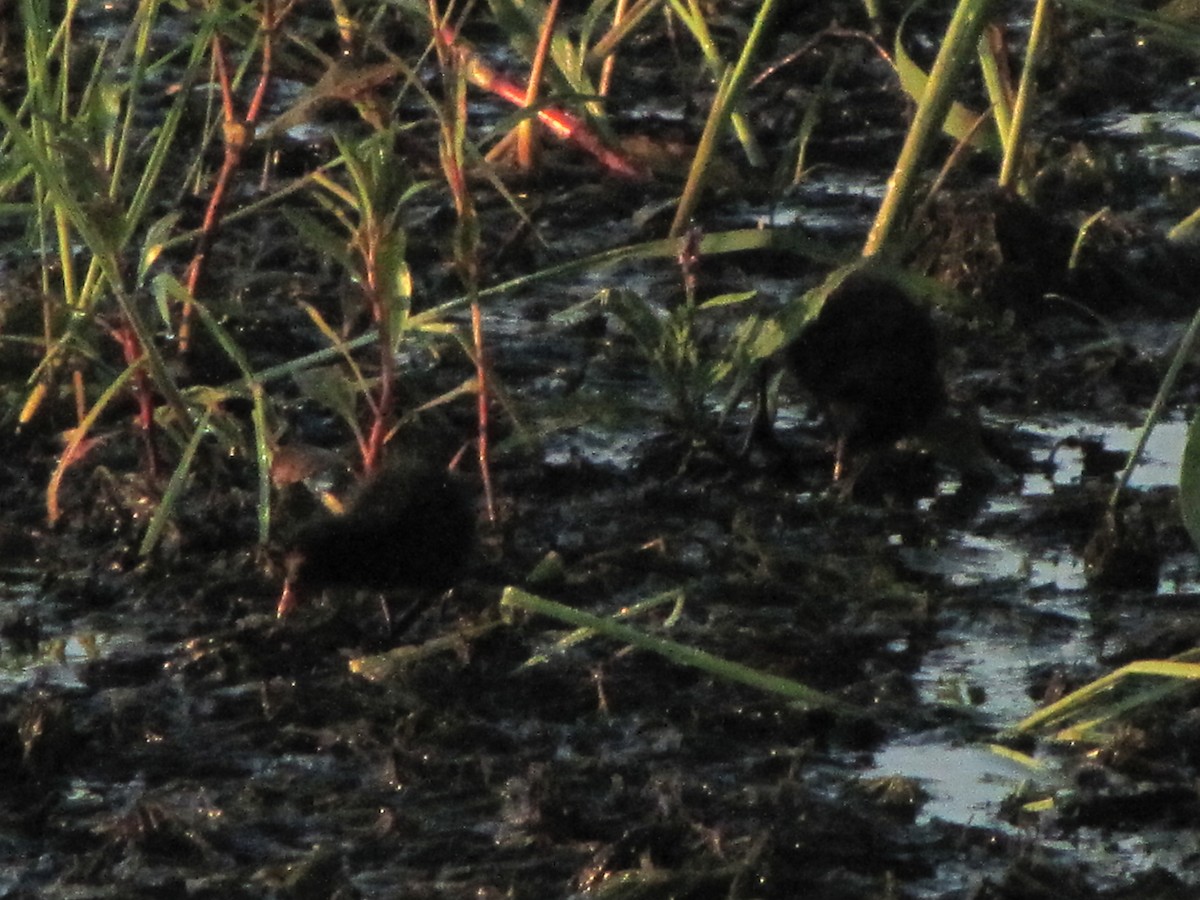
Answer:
3;2;1200;898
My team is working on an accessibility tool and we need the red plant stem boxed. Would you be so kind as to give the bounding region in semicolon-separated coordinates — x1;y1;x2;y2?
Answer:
111;322;159;479
361;230;394;476
472;298;495;523
179;1;280;352
437;26;646;180
435;26;495;519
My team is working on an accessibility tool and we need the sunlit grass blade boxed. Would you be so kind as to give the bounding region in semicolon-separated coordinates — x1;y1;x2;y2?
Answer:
891;17;1001;154
1168;204;1200;243
1013;652;1200;743
501;587;848;710
977;24;1013;153
666;0;763;167
587;0;662;63
670;0;781;236
865;0;997;257
998;0;1052;189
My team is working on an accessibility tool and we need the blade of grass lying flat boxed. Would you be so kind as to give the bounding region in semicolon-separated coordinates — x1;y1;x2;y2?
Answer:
987;742;1046;771
521;589;685;666
244;227;842;388
501;587;848;710
349;621;505;681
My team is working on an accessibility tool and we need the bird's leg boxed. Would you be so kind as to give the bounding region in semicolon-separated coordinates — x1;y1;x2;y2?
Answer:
276;549;307;618
740;364;789;462
742;365;771;454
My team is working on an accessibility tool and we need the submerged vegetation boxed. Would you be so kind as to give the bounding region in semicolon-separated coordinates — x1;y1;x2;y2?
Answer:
2;0;1200;894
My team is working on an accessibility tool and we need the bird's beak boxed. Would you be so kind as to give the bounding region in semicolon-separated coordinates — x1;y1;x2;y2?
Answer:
277;579;299;619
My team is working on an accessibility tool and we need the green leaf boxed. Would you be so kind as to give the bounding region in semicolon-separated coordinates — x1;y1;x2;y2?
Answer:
285;209;355;272
698;289;757;310
293;365;362;434
744;316;786;362
602;288;664;357
892;20;1001;154
139;211;182;285
140;406;211;558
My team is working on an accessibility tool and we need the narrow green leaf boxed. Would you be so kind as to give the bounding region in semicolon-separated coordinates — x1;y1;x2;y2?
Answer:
293;365;363;434
892;29;1000;154
697;290;757;310
602;287;664;356
501;587;848;710
140;406;211;558
139;210;181;285
285;208;355;272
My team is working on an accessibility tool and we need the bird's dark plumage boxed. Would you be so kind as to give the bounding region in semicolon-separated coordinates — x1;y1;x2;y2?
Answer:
785;274;943;474
280;462;476;614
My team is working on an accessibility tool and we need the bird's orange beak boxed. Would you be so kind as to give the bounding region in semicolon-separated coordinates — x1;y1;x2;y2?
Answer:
276;579;299;618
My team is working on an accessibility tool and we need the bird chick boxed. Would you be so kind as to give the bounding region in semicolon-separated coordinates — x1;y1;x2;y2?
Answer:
785;272;944;480
278;461;476;617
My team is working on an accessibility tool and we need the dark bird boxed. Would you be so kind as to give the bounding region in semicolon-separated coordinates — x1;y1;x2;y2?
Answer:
278;461;476;617
785;272;945;480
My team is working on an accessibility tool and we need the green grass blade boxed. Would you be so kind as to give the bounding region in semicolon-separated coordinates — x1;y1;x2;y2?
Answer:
998;0;1052;189
1114;301;1200;515
865;0;997;257
161;275;277;545
245;228;840;389
669;0;781;236
501;587;848;710
139;406;211;558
